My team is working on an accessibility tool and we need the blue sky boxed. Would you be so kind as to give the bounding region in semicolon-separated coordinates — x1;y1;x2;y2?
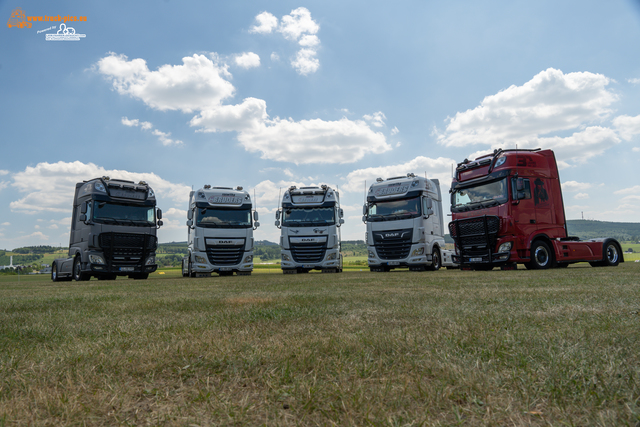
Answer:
1;0;640;249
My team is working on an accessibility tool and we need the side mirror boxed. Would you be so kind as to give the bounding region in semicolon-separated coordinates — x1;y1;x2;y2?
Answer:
339;218;345;225
339;208;344;218
157;209;162;220
253;211;259;221
275;210;280;220
187;210;193;220
186;220;193;227
516;178;525;191
157;220;163;227
254;221;260;228
81;202;87;214
362;205;367;215
362;215;366;223
275;220;281;227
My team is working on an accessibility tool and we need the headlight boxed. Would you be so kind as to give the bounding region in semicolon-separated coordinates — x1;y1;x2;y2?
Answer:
145;256;156;265
368;250;376;258
195;256;206;264
243;255;253;263
497;242;512;253
412;247;424;256
89;255;105;264
282;254;290;261
326;253;336;260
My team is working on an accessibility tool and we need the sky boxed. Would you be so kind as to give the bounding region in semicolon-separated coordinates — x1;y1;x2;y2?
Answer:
1;0;640;250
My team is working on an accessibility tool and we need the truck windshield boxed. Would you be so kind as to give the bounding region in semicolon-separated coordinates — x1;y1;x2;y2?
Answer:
451;178;508;212
92;201;155;226
196;207;252;228
282;207;335;227
367;196;421;221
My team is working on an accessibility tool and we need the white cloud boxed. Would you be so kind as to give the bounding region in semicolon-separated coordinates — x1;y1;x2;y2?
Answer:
249;11;278;34
562;181;592;192
236;117;391;164
270;52;280;62
574;193;589;200
190;98;267;133
23;231;48;241
0;181;9;191
152;129;183;146
1;222;9;226
391;126;399;136
97;53;234;113
161;208;187;231
250;8;321;76
0;170;9;176
436;69;618;163
101;53;389;165
234;52;261;69
613;114;640;141
363;111;386;128
291;48;319;75
342;156;456;194
121;117;182;146
278;7;319;41
9;161;190;213
633;147;640;152
628;78;640;85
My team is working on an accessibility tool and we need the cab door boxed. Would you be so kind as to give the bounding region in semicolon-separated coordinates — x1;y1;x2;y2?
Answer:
511;178;537;245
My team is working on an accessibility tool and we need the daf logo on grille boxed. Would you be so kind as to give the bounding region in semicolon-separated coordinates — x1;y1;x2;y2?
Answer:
385;232;400;238
219;240;232;244
301;238;314;242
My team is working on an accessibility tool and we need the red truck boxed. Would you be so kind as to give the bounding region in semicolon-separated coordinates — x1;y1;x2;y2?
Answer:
448;148;624;270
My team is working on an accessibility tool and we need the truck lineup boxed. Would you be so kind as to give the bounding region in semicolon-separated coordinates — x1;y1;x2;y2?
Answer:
52;148;624;281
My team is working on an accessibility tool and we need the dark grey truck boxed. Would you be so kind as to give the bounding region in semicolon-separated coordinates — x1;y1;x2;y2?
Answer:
52;177;163;281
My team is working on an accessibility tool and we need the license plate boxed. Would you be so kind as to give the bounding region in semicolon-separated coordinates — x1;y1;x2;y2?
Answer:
220;267;232;271
119;267;134;271
469;258;483;262
388;261;400;266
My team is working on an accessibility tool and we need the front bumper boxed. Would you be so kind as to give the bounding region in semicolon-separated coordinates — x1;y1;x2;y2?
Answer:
280;249;340;270
192;251;253;272
367;244;433;268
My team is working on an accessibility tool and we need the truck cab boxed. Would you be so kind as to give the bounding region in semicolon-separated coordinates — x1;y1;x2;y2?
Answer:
182;186;258;277
275;185;344;273
363;174;456;271
51;177;162;281
448;148;624;270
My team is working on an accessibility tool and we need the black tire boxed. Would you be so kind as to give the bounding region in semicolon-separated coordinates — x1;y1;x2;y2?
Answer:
603;241;620;267
529;240;554;270
188;259;195;278
51;262;59;282
73;256;90;281
182;258;189;277
427;248;441;271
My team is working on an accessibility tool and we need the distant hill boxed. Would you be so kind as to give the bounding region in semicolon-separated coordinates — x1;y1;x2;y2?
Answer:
565;220;640;241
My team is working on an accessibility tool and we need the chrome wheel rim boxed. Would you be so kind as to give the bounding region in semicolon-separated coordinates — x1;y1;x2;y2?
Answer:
535;246;549;266
606;245;618;263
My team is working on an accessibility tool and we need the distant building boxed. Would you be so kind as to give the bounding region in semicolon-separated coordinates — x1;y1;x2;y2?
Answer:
0;256;14;270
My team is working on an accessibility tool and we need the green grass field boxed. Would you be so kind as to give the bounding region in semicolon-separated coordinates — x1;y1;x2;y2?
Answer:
1;264;639;425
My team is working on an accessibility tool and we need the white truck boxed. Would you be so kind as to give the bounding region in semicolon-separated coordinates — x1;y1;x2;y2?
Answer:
275;185;344;273
182;185;259;277
363;174;457;271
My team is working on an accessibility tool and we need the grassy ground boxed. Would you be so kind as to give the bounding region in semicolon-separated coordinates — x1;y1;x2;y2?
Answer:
1;264;639;426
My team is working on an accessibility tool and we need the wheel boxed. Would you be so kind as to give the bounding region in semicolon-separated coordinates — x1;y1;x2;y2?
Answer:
427;248;441;271
73;256;90;281
603;241;620;267
51;262;59;282
528;240;554;270
188;259;195;277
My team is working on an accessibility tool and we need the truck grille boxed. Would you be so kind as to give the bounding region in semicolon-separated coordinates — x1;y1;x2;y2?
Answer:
206;244;244;265
372;228;413;260
290;242;327;263
99;232;156;267
448;216;500;263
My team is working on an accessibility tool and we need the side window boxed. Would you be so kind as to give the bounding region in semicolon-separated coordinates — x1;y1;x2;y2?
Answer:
512;178;531;200
86;201;92;221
